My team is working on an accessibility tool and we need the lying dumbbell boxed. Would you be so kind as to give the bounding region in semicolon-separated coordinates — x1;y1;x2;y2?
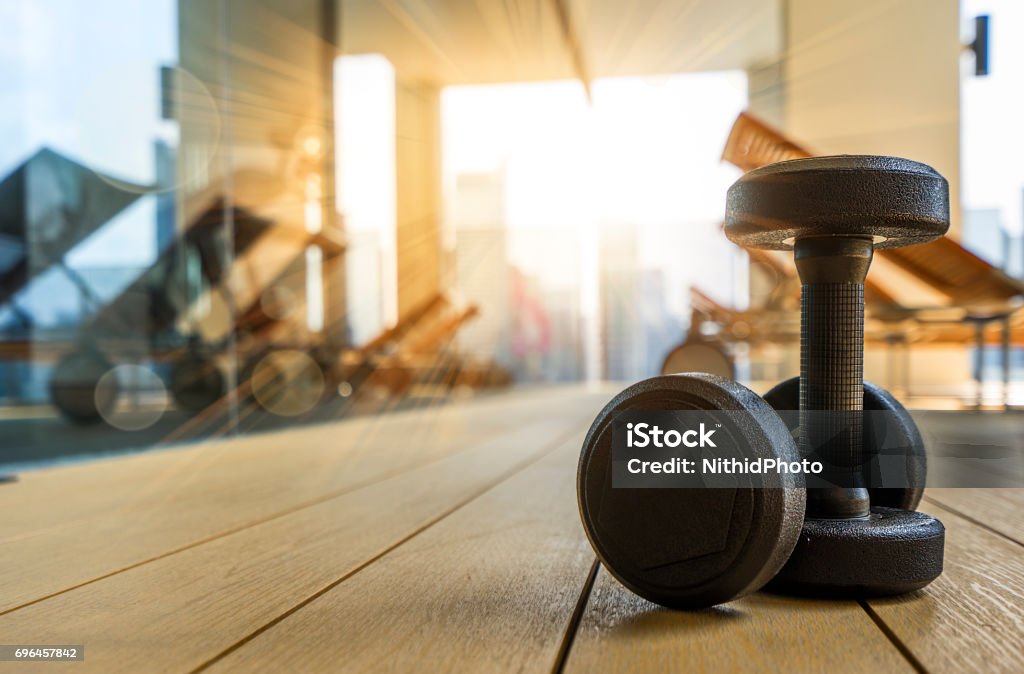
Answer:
577;156;946;608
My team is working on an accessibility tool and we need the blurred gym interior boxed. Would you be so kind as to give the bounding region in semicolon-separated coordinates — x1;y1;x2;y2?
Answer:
1;1;1020;469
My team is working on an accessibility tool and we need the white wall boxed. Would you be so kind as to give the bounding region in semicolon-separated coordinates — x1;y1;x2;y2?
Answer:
784;0;962;235
781;0;972;397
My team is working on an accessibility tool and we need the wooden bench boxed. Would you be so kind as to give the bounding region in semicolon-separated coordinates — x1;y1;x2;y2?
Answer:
719;112;1024;405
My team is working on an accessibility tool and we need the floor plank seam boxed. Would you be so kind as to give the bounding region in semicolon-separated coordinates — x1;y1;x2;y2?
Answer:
858;599;928;674
550;558;599;674
0;417;585;617
0;421;510;549
922;496;1024;548
188;423;588;674
0;457;466;616
235;370;460;438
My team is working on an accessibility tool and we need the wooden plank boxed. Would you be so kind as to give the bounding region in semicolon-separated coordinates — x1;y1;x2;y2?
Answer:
1;408;473;534
0;386;591;534
924;489;1024;545
205;430;597;673
0;387;608;613
0;386;598;536
0;417;594;672
865;501;1024;674
0;386;596;519
565;570;912;673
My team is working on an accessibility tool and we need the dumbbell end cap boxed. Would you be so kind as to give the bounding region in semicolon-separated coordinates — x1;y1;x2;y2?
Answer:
725;155;950;251
768;507;945;597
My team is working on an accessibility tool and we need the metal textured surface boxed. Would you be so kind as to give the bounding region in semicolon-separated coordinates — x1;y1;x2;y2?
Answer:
793;237;874;518
769;507;945;596
577;374;805;609
800;283;865;471
724;155;950;250
763;377;927;511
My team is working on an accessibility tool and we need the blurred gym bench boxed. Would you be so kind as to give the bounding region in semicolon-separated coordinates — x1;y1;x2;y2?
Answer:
668;112;1024;407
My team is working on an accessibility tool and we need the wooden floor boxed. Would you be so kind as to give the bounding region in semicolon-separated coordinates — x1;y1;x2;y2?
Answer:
0;386;1022;673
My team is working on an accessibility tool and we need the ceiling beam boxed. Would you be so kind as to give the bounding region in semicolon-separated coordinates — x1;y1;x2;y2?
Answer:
551;0;592;99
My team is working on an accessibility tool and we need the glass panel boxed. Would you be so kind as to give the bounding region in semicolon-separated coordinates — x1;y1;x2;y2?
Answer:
1;0;188;466
961;1;1024;275
442;73;747;384
960;0;1024;400
0;0;341;469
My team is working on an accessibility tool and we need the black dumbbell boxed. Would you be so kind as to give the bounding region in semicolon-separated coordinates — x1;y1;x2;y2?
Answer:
763;377;926;511
577;156;946;609
577;373;805;609
727;155;945;596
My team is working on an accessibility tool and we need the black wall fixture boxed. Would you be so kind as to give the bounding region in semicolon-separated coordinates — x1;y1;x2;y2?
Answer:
969;15;990;77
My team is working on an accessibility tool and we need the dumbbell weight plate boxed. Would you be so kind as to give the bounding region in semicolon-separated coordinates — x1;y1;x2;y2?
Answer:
762;377;926;510
724;155;949;251
770;506;945;597
578;374;805;609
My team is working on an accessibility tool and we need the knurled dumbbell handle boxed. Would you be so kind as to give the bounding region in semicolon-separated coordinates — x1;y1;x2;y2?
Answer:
794;237;873;519
800;284;863;464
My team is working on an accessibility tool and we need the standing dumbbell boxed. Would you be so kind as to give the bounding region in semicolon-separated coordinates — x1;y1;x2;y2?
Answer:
576;155;946;609
725;155;945;594
763;377;928;512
